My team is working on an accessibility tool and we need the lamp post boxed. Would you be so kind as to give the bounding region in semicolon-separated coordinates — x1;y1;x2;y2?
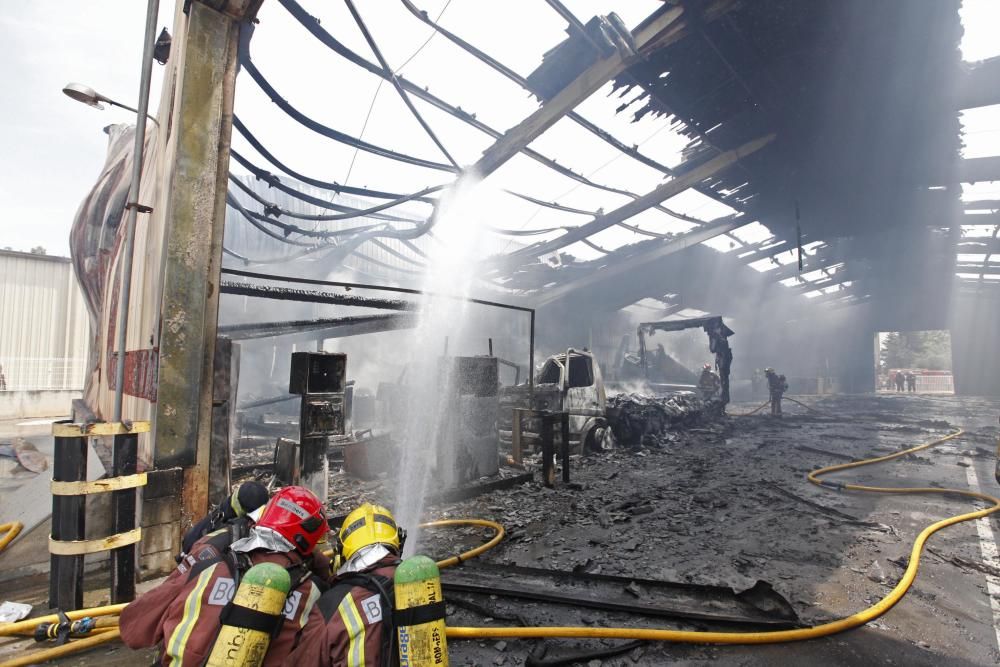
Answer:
62;83;159;126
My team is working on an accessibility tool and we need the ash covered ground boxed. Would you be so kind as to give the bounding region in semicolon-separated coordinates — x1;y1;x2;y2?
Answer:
61;394;1000;666
326;394;1000;666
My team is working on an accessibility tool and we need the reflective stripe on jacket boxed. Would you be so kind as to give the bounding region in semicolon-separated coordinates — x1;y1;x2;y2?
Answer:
284;557;399;667
120;532;324;666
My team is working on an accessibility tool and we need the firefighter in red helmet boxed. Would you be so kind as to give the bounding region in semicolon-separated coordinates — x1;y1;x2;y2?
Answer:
120;486;331;666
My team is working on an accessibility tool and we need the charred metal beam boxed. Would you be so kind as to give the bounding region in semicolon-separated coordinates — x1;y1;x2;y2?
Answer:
961;210;1000;225
220;267;536;399
220;267;532;313
220;281;417;310
964;200;1000;211
219;313;419;340
958;57;1000;110
499;134;774;273
533;214;748;306
805;284;864;306
827;293;871;310
956;262;1000;274
787;271;854;294
155;0;244;549
958;239;1000;254
471;5;686;179
958;156;1000;184
736;238;787;261
400;0;745;215
767;250;843;283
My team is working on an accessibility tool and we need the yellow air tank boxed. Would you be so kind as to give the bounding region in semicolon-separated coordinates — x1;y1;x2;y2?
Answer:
395;555;448;667
206;562;290;667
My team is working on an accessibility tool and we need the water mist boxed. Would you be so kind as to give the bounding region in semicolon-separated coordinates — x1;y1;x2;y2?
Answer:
394;174;492;552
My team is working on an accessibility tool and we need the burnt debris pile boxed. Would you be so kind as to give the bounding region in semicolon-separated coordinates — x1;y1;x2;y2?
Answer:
608;391;714;447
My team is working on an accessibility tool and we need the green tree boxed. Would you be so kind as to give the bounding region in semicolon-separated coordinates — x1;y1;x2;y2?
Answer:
911;330;952;370
881;332;911;369
880;331;952;371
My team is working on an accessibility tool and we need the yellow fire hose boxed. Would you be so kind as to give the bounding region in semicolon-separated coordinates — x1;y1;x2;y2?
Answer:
422;518;506;569
0;521;505;665
0;604;127;638
446;428;1000;644
0;628;122;667
3;616;118;638
7;429;996;657
0;523;22;553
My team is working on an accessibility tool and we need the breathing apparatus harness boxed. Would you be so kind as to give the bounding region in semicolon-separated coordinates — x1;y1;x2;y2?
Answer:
321;525;410;667
182;530;319;643
176;512;254;563
214;549;315;641
320;557;414;667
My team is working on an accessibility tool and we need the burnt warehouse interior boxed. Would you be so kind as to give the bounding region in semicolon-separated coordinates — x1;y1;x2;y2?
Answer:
3;0;1000;665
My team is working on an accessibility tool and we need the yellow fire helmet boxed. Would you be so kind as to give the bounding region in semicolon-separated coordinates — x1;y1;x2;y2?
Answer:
338;503;403;561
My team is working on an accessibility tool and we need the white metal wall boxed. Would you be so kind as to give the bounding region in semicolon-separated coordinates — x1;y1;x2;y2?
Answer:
0;250;90;391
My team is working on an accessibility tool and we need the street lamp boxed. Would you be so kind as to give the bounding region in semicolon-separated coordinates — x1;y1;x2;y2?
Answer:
62;82;159;126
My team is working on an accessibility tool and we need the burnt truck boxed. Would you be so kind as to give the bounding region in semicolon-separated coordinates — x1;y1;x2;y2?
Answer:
498;316;733;454
498;348;614;453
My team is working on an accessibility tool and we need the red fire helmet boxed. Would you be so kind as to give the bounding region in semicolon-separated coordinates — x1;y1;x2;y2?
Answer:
254;486;328;555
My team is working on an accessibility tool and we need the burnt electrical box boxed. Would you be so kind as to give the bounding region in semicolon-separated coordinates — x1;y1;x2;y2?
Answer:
289;352;346;395
289;352;347;500
299;395;345;437
289;352;347;437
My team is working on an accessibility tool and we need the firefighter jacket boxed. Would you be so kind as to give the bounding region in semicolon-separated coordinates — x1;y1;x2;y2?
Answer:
178;514;252;562
285;555;400;667
766;373;787;395
698;370;721;394
120;530;325;666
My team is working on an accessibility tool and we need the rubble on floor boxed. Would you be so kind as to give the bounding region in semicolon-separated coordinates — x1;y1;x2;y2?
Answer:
607;390;712;446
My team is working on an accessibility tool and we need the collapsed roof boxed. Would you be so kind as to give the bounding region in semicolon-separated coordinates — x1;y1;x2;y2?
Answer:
225;0;971;325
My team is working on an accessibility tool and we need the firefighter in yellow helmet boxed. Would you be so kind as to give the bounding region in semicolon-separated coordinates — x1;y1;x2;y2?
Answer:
288;503;406;666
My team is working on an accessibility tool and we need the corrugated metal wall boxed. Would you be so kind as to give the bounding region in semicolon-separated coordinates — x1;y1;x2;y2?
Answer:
0;250;90;390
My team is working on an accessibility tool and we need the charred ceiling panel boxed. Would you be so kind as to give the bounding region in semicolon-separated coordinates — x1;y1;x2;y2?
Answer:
616;0;963;327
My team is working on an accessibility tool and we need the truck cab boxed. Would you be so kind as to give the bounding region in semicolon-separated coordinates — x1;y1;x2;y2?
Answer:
498;348;611;453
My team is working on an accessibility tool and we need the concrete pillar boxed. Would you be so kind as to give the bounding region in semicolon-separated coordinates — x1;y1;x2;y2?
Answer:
152;0;263;558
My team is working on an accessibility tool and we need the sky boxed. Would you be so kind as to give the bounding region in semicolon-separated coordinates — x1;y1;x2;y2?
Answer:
0;1;174;257
0;0;997;259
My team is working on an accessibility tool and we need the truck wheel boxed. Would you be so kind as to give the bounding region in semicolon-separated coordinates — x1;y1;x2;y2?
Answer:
584;424;614;452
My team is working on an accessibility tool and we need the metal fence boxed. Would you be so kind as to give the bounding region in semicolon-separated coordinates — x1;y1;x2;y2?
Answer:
917;374;954;393
877;373;954;394
0;357;87;391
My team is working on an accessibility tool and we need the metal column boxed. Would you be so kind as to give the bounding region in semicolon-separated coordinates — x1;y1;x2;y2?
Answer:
110;430;138;603
49;422;87;611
